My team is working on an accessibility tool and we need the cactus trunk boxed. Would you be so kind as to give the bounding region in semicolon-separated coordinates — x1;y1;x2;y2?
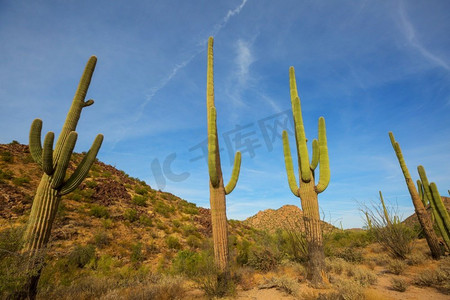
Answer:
389;132;441;259
209;182;229;272
206;37;241;286
19;56;103;299
299;178;325;284
282;67;329;286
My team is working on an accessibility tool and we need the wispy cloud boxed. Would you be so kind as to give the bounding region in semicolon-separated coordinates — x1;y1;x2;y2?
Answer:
113;0;249;146
398;1;449;71
235;39;254;85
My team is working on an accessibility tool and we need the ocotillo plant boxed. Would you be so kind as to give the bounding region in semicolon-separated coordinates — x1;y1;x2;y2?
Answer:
22;56;103;298
282;67;329;285
206;37;241;277
389;132;441;259
418;166;450;251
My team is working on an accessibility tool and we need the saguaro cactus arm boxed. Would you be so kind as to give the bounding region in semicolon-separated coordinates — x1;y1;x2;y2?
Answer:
310;139;319;170
60;134;103;195
29;119;44;166
224;151;241;195
52;131;78;189
315;117;330;193
42;132;55;175
289;67;311;182
282;131;300;197
208;107;219;187
379;191;392;226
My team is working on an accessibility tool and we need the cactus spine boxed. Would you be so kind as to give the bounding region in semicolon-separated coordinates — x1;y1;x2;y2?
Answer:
22;56;103;298
282;67;329;285
206;37;241;275
418;166;450;251
389;132;441;259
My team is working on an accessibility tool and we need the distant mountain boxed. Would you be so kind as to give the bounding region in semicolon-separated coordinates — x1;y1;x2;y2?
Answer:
243;204;336;234
403;196;450;228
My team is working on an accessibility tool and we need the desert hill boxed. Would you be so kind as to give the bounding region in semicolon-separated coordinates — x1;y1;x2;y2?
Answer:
244;204;336;234
0;142;259;267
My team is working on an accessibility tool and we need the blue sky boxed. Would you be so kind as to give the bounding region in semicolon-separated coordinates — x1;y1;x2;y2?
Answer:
1;0;449;228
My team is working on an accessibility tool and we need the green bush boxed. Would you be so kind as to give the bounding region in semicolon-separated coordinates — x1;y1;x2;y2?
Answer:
247;245;280;272
124;209;138;222
0;169;13;182
12;176;30;187
0;151;13;163
68;244;96;268
131;243;144;264
139;215;153;227
84;180;97;188
186;235;202;249
155;201;175;217
132;195;147;206
134;186;148;195
391;278;408;292
166;236;182;250
93;231;110;249
90;205;109;218
171;250;211;278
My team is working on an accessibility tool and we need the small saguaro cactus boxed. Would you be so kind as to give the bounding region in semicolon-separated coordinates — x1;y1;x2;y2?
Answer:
389;132;441;259
22;56;103;298
282;67;329;285
379;191;392;226
418;166;450;251
206;37;241;277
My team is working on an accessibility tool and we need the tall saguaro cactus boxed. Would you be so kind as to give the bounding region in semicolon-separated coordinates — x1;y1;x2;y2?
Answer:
418;166;450;251
282;67;330;285
206;37;241;277
22;56;103;298
389;132;441;259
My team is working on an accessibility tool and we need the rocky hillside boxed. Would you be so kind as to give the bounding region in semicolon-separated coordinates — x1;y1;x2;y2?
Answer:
403;196;450;228
0;142;257;269
244;204;336;234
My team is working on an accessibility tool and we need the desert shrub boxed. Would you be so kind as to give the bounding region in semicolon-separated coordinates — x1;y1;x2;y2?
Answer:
387;259;407;275
363;199;416;259
183;203;199;215
154;201;175;217
93;231;110;249
186;235;202;249
181;224;198;237
0;169;13;182
413;260;449;294
12;176;30;186
85;180;97;188
124;209;138;222
121;275;186;300
260;276;300;296
90;205;109;219
132;195;147;207
325;257;348;275
172;219;181;228
352;267;377;286
247;245;280;272
391;278;408;292
333;247;364;263
325;278;364;300
139;215;153;227
1;151;13;163
131;243;144;265
134;186;148;195
406;252;426;266
171;250;211;278
103;171;112;178
166;236;181;250
276;224;308;263
68;244;96;268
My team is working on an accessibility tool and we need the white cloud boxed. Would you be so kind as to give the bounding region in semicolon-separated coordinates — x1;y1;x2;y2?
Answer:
235;39;254;85
398;1;449;71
